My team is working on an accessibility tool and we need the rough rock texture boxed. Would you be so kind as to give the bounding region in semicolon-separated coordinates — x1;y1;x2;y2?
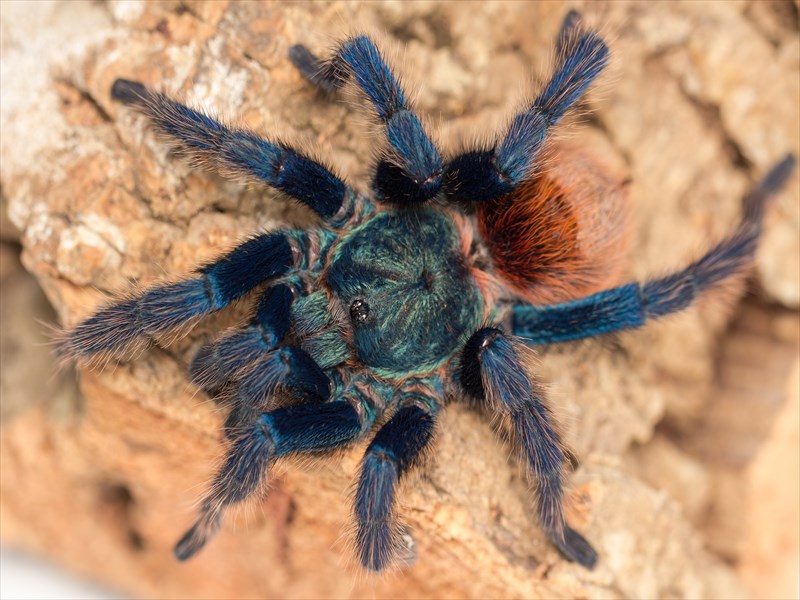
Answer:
1;1;798;598
739;357;800;600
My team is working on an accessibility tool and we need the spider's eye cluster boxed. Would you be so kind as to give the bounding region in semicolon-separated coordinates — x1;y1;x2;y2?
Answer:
350;298;370;323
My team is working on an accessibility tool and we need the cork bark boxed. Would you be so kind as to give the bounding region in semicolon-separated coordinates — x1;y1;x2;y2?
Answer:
1;2;798;598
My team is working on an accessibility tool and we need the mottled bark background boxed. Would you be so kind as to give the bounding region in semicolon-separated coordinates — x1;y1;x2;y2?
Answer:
1;1;798;599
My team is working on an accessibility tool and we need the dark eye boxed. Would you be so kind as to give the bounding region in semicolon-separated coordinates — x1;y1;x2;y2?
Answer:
349;298;370;323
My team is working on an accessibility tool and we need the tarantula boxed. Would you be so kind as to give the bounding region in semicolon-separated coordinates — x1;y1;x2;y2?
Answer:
61;11;794;571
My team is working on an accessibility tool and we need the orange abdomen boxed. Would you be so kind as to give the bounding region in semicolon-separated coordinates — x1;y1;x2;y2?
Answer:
478;143;631;305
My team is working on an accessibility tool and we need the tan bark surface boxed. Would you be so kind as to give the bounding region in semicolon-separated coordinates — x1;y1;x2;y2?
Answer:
1;1;798;598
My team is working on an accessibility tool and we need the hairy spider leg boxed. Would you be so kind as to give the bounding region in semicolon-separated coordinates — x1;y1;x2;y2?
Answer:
192;260;353;437
60;230;307;360
555;9;583;56
174;394;376;561
227;289;352;403
460;328;598;569
511;154;796;344
288;43;343;95
110;79;354;224
444;12;609;203
194;291;333;432
220;356;329;440
289;36;444;205
189;281;300;392
231;345;331;408
354;388;438;571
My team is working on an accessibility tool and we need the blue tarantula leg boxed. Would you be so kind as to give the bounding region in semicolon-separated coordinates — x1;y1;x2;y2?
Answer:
189;282;298;392
287;44;344;94
511;154;796;344
354;394;437;571
556;9;583;55
290;36;443;205
443;13;608;202
60;230;303;360
174;399;369;561
110;79;350;221
236;346;331;403
222;345;332;437
460;328;598;568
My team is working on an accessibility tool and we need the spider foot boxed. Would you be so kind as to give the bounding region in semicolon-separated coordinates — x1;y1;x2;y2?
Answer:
174;510;222;561
110;78;147;105
551;525;598;569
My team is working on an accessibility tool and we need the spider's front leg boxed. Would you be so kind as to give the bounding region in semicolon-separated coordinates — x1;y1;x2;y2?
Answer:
193;286;351;437
189;282;301;393
190;281;330;404
59;229;308;361
460;328;597;568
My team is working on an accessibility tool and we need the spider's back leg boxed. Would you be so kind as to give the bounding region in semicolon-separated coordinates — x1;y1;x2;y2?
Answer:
511;154;796;344
290;36;444;205
111;80;356;225
444;11;609;203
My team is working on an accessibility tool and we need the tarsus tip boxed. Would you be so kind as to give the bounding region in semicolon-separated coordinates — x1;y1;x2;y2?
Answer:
111;78;148;105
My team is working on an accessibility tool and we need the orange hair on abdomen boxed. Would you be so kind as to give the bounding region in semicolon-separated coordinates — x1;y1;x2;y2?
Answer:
478;142;631;305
